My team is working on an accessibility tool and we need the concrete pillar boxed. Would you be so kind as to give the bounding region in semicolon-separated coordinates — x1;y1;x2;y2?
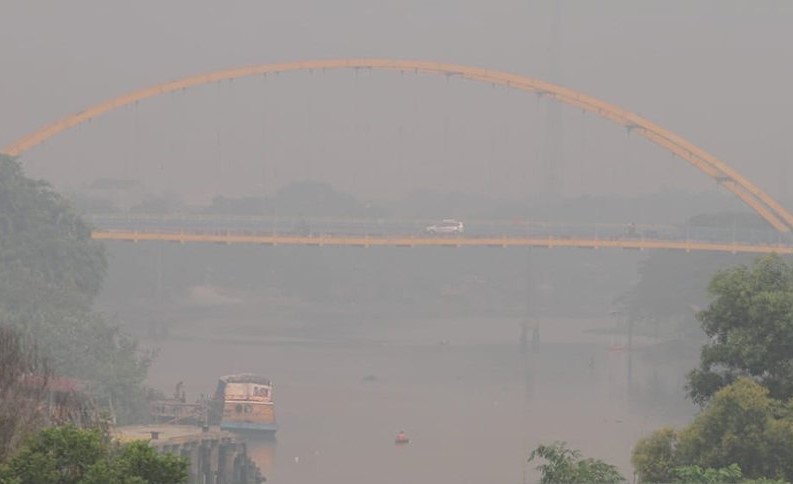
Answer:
181;445;197;484
218;442;236;484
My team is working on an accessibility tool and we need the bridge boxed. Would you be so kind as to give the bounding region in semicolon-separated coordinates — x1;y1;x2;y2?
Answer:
6;58;793;247
85;214;793;254
91;229;793;255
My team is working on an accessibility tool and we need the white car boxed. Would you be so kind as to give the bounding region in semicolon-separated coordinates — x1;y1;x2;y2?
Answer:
425;219;464;235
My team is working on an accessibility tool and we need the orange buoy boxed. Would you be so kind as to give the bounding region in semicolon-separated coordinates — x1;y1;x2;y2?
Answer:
394;431;409;444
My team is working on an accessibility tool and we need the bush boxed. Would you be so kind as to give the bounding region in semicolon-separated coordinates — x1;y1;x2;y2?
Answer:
0;425;188;484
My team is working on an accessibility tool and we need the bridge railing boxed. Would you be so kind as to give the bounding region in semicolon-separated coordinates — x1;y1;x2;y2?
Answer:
83;213;793;247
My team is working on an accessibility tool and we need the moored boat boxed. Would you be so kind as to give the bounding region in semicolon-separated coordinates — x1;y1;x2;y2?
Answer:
211;373;278;434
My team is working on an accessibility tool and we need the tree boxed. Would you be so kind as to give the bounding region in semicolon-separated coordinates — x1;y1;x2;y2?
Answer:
667;463;789;483
618;252;727;332
617;213;759;340
631;427;678;483
90;441;188;484
529;442;625;484
0;425;188;484
687;255;793;405
0;425;107;483
0;155;150;423
670;463;743;483
0;155;106;313
632;378;793;483
0;326;50;463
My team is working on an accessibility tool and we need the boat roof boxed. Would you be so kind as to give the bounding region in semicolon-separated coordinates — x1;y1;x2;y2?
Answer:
219;373;272;385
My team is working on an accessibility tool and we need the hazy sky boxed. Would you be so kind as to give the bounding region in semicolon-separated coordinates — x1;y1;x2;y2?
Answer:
1;1;792;205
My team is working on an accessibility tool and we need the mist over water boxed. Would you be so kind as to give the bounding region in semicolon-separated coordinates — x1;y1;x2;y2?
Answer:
143;302;694;483
91;232;716;482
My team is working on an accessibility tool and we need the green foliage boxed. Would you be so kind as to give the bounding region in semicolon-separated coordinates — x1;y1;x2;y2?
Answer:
36;311;153;423
0;425;107;483
618;252;757;344
529;442;625;484
110;441;187;484
0;156;105;312
678;378;788;478
620;252;722;328
632;378;793;483
618;213;760;337
670;463;744;483
668;463;786;483
631;427;678;483
687;255;793;405
0;155;150;423
634;255;793;483
0;425;187;484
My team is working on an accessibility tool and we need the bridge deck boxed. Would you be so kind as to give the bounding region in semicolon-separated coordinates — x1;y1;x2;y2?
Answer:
92;230;793;255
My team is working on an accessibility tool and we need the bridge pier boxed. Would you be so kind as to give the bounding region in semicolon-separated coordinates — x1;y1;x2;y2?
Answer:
626;316;634;394
521;249;540;353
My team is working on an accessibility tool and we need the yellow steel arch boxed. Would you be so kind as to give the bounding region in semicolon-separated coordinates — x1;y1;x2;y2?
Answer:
5;59;793;232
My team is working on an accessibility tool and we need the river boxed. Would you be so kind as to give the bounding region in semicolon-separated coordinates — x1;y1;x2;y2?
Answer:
143;307;695;483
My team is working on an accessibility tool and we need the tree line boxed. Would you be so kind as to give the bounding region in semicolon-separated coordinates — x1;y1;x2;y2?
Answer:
0;154;151;424
530;254;793;483
0;154;186;482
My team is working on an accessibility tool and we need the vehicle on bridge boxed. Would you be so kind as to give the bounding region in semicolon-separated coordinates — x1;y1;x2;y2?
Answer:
210;374;278;435
425;219;464;235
